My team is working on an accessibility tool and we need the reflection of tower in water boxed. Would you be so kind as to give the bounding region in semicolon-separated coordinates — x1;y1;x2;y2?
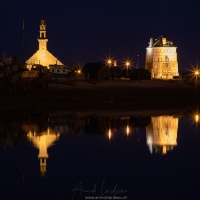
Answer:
26;127;60;176
146;116;178;154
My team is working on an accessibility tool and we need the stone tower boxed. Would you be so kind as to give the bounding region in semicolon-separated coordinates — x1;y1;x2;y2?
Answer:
145;36;179;79
26;20;63;68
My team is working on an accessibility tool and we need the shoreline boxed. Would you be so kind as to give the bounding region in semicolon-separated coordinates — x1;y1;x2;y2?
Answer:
0;80;199;112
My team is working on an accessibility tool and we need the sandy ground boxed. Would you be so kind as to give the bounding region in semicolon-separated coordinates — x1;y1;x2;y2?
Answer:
0;79;199;112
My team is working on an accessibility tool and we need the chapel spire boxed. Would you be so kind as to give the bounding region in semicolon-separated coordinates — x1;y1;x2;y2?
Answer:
38;20;48;50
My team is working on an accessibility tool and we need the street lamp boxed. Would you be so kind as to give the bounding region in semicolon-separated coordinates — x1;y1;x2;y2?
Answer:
107;59;112;67
195;70;199;78
125;60;131;77
107;58;114;80
77;69;81;74
125;61;130;69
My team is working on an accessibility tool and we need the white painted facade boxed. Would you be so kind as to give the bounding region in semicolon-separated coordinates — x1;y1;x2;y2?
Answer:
49;65;70;74
26;20;63;68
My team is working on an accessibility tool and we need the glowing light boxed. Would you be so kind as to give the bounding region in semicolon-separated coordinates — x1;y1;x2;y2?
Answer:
108;128;112;140
123;59;132;69
126;125;130;136
190;66;200;79
107;59;112;66
195;114;199;123
125;61;130;67
192;68;200;86
77;69;81;74
113;60;117;67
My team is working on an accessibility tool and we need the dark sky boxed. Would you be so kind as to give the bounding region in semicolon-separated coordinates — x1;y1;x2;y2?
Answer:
0;0;200;71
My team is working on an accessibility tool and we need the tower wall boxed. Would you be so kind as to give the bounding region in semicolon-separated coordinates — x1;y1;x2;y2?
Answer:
145;37;179;79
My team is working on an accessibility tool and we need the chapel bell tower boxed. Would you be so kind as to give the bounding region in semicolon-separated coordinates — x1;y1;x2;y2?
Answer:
38;20;48;51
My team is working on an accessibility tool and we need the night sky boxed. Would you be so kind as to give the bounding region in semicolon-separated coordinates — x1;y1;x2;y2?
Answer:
1;0;200;71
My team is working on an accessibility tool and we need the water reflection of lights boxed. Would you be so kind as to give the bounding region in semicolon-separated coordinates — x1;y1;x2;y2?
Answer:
190;110;200;126
126;125;130;136
107;124;131;140
147;135;153;154
195;114;199;123
108;128;112;140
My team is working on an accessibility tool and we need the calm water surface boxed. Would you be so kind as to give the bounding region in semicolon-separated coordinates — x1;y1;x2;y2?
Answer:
0;110;199;200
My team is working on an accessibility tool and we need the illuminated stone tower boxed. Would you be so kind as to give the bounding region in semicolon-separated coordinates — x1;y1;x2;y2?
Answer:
26;20;63;68
145;36;179;79
146;115;178;154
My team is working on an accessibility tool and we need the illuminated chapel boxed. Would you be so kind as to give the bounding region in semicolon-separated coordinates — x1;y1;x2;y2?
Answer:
145;36;179;79
26;20;63;68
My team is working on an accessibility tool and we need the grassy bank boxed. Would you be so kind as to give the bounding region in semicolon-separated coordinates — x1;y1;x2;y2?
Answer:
0;79;199;112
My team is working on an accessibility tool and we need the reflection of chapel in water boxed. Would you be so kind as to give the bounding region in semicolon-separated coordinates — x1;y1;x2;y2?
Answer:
146;116;178;154
26;127;60;176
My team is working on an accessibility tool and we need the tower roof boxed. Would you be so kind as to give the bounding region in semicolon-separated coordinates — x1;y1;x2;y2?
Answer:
152;36;175;47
